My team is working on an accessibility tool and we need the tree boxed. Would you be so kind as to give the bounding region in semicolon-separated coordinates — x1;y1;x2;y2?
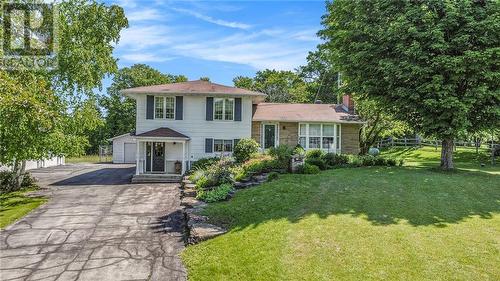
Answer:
233;69;309;103
0;0;128;184
320;0;500;169
298;45;340;104
101;64;187;138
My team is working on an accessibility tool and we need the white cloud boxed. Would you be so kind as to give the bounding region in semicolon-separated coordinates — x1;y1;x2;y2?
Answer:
172;8;251;30
121;53;173;63
118;25;172;49
126;8;164;22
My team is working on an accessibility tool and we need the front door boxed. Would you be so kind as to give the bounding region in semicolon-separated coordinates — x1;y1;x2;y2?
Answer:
152;142;165;172
263;124;277;149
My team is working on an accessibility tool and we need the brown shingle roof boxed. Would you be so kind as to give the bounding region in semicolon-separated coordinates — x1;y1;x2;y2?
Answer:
134;127;189;139
121;80;266;97
252;103;364;123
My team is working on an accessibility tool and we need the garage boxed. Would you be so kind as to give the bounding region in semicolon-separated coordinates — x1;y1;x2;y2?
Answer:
109;133;136;164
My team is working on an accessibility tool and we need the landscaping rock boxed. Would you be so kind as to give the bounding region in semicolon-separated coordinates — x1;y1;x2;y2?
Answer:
187;213;208;228
234;182;253;189
181;179;192;185
188;223;226;244
184;183;196;189
181;197;206;209
182;188;197;198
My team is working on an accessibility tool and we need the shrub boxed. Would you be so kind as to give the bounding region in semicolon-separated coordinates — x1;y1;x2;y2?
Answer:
348;155;363;167
373;156;387;166
296;163;320;174
242;154;276;175
233;138;259;163
398;158;405;166
293;146;306;157
195;175;211;190
386;157;397;166
305;158;327;170
196;183;234;203
230;165;246;182
267;171;279;181
0;171;37;193
191;157;219;171
188;169;205;183
204;158;234;186
322;153;349;167
305;149;325;159
360;155;376;166
268;144;293;169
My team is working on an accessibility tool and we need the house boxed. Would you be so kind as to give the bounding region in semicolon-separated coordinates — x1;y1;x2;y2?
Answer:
117;80;362;181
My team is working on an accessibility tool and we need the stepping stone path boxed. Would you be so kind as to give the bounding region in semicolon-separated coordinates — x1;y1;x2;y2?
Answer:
180;173;270;244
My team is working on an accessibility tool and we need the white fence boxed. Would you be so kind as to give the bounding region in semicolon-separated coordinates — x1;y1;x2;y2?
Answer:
376;137;498;151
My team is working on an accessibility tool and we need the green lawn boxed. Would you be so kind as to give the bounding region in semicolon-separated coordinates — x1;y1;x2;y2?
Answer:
0;189;46;229
182;147;500;280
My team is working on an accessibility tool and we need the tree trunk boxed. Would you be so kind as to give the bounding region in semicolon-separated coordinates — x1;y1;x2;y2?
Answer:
440;138;454;169
11;160;26;190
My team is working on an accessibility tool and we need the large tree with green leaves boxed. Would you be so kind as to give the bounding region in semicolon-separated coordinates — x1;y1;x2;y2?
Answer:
0;0;128;184
101;64;187;138
234;69;310;103
321;0;500;169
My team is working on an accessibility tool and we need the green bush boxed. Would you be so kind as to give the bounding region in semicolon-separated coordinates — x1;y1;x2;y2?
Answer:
296;163;320;174
191;157;219;171
398;158;405;166
386;157;397;166
373;156;387;166
268;144;293;169
360;155;376;166
267;171;279;181
305;158;327;170
233;138;260;163
293;146;306;157
305;149;325;159
188;169;205;183
321;153;349;167
196;183;234;203
242;154;277;175
348;155;363;167
0;171;37;193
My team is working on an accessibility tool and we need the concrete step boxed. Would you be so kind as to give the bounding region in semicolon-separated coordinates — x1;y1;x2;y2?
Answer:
131;174;182;183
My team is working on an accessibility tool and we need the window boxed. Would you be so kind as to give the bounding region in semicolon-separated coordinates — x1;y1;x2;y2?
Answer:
154;96;175;119
214;139;233;152
155;97;164;119
214;98;234;120
298;123;340;152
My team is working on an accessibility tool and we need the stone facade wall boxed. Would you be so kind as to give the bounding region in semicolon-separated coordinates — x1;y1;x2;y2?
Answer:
341;123;361;154
251;121;261;145
278;122;298;147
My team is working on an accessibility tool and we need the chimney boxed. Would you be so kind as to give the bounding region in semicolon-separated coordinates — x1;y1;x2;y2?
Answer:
342;94;355;112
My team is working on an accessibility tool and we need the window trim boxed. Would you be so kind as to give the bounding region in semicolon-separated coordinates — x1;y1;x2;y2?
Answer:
213;97;235;121
153;96;176;120
298;123;340;153
213;139;234;153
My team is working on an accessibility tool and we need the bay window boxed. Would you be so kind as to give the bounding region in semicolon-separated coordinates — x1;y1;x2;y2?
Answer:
298;123;340;152
154;96;175;119
214;98;234;121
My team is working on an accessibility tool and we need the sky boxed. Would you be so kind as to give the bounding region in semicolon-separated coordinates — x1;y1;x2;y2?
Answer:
101;0;326;91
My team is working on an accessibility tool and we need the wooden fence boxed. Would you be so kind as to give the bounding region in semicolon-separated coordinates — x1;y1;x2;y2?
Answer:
376;137;498;151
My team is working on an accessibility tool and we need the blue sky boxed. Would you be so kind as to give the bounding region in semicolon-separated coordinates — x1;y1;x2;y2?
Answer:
102;0;326;90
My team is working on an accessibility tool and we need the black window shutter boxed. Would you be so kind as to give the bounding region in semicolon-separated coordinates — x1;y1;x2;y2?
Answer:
234;98;242;121
146;95;154;119
233;139;240;148
205;138;213;153
206;97;213;121
175;96;183;120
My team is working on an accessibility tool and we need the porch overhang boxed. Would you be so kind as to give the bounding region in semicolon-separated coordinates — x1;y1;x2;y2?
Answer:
133;127;190;141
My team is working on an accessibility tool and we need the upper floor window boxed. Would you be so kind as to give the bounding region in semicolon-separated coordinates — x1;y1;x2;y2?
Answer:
214;98;234;121
154;96;175;119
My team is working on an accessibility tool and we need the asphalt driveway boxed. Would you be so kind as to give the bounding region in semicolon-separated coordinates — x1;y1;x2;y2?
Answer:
0;164;186;281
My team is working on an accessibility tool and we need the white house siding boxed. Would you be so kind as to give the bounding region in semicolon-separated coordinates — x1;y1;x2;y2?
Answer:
111;134;136;163
134;95;253;161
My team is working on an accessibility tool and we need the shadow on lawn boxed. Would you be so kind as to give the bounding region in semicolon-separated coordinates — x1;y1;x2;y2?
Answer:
204;166;500;230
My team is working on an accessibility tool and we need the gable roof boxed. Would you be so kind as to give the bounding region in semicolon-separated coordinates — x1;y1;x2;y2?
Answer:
134;127;189;139
121;80;266;98
252;103;364;124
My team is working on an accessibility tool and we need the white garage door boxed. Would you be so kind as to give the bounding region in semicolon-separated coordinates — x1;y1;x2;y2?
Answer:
124;143;136;163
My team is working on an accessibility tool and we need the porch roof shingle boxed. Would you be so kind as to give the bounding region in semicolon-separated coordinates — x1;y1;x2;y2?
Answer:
134;127;189;139
252;103;364;124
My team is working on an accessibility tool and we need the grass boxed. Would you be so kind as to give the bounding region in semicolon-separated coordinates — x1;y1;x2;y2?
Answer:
66;154;111;164
182;147;500;280
0;189;46;229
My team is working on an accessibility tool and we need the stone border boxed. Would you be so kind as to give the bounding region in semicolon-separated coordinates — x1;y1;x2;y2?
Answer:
180;172;273;244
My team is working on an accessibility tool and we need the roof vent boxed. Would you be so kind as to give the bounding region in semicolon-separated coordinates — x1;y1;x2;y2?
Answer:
314;100;322;104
